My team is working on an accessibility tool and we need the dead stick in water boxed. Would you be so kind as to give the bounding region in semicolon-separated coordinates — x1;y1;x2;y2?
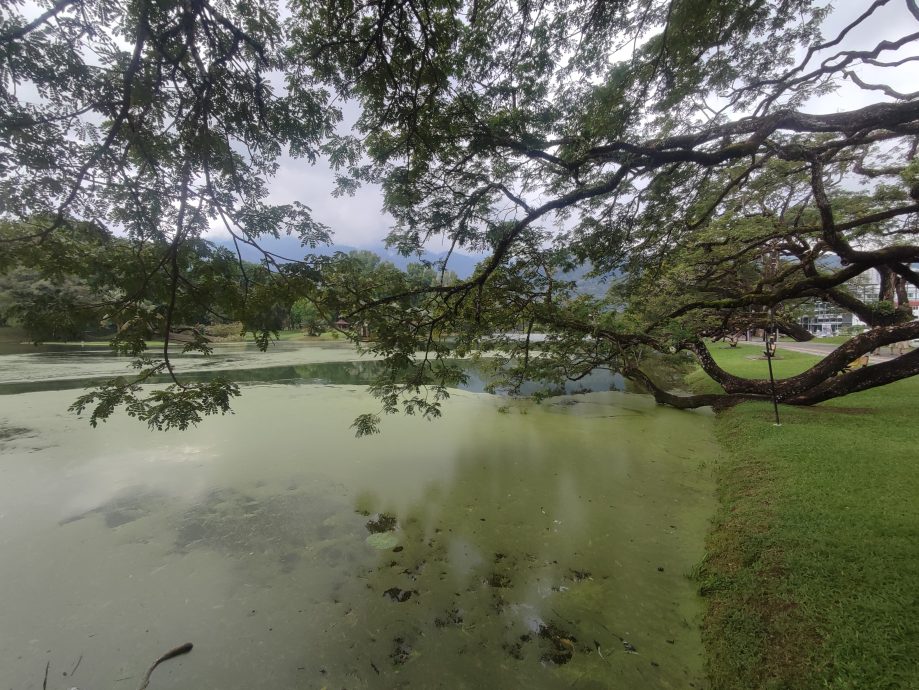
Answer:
137;642;193;690
69;654;83;677
42;661;49;690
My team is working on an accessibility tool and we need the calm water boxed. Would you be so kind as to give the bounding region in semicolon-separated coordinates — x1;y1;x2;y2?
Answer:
0;343;715;689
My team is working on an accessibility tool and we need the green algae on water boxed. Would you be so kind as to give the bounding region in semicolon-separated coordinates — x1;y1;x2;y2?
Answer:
366;532;400;549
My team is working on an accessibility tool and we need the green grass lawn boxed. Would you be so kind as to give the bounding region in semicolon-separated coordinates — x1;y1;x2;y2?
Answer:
692;346;919;689
809;334;854;345
687;345;820;393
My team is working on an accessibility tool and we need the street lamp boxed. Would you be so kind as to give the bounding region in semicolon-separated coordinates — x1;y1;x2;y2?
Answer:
763;318;781;426
764;334;777;358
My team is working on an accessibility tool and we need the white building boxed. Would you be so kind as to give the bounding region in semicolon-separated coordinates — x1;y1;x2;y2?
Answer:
850;268;919;327
798;267;919;335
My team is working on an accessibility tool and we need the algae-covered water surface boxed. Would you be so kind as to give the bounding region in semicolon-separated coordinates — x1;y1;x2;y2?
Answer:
0;344;715;689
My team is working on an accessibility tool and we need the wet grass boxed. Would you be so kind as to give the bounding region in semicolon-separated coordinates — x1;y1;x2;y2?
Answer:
691;347;919;689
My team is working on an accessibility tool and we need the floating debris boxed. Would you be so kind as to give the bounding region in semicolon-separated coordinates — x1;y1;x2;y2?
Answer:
365;513;397;533
486;572;512;588
503;640;524;660
434;606;464;628
402;559;427;580
390;637;413;665
538;623;577;665
383;587;416;603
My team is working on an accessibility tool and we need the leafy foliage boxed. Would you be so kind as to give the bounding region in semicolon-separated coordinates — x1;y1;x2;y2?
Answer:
293;0;919;415
69;377;240;431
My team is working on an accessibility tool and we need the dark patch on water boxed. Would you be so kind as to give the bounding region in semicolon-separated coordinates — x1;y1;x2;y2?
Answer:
383;587;417;603
390;636;413;665
401;558;426;581
0;424;32;441
179;489;320;548
433;606;464;628
365;513;397;533
537;622;579;665
486;572;512;588
503;633;532;660
59;487;165;527
172;486;360;572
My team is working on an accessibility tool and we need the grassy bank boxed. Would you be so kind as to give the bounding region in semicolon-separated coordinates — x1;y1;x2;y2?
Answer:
0;326;343;348
693;345;919;689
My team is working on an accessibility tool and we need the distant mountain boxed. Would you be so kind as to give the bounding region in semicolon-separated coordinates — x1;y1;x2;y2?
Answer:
207;235;483;278
207;235;618;293
373;245;482;278
557;263;619;298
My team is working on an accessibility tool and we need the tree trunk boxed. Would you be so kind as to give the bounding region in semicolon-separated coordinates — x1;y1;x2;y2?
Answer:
894;275;910;308
878;266;895;302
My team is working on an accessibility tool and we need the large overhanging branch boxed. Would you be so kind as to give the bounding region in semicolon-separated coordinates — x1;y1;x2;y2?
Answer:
705;314;815;342
0;0;80;42
574;100;919;168
785;347;919;404
625;367;767;410
630;326;919;410
661;262;874;321
681;321;919;396
354;97;919;324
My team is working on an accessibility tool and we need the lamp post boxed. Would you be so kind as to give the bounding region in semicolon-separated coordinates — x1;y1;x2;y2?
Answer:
764;313;781;426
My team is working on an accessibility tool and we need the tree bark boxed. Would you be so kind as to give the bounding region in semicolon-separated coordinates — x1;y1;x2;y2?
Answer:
783;348;919;405
633;323;919;409
625;366;769;410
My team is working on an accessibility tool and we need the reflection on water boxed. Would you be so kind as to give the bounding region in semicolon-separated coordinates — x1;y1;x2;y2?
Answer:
0;340;369;392
0;345;714;689
0;341;627;396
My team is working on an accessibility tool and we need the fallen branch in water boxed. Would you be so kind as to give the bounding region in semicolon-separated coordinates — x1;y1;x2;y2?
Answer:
69;654;83;678
137;642;194;690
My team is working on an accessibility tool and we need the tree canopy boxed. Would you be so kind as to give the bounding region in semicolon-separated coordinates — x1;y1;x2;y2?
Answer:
1;0;918;431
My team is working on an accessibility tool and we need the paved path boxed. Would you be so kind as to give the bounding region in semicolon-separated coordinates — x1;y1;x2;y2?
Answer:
734;339;898;363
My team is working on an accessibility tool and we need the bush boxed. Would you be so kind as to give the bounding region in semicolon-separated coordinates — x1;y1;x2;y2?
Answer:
203;322;245;340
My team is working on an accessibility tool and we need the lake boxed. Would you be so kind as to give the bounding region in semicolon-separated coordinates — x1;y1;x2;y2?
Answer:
0;341;715;689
